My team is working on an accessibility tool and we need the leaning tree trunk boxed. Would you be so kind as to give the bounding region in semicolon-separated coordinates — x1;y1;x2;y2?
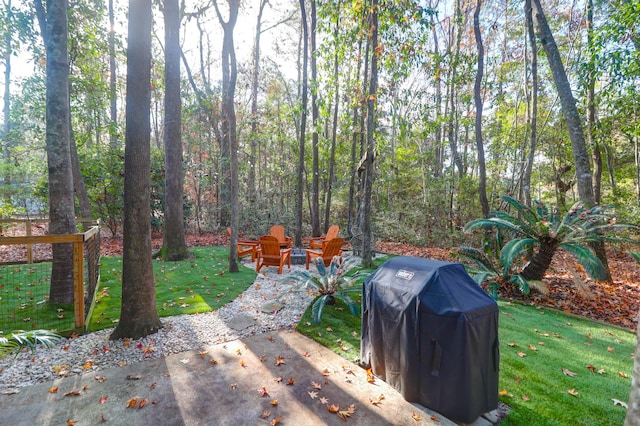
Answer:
520;239;558;280
531;0;611;282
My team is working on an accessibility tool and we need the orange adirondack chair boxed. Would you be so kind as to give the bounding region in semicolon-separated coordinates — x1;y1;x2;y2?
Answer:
309;225;340;249
305;237;344;269
227;227;258;261
269;225;292;248
256;235;292;274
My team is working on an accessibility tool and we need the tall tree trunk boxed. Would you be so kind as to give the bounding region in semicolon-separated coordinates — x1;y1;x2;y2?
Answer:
2;0;11;204
473;0;488;218
295;0;309;248
531;0;611;281
323;12;340;234
161;0;189;261
447;0;465;179
523;0;538;207
248;0;268;206
361;0;378;268
108;0;118;149
110;0;161;340
69;124;92;226
34;0;77;304
214;0;239;271
586;0;602;204
310;0;320;238
346;38;363;239
521;239;558;280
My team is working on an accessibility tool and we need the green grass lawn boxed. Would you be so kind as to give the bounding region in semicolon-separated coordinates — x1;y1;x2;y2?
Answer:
296;281;635;425
88;246;256;331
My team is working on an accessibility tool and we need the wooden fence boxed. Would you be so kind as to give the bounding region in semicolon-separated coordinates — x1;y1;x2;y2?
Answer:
0;219;101;332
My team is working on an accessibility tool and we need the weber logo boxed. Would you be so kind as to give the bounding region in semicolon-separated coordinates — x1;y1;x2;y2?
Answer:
395;269;414;280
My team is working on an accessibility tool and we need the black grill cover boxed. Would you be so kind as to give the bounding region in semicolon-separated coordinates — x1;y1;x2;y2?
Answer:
360;256;499;423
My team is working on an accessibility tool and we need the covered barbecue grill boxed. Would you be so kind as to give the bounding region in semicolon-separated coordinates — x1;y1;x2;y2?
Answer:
360;256;499;423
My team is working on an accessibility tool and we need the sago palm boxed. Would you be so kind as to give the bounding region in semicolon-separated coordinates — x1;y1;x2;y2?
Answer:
0;329;62;358
464;196;638;281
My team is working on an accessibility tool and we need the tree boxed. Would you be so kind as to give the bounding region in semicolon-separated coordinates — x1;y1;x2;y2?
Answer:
34;0;77;303
531;0;610;281
360;0;379;268
110;0;161;340
473;0;488;219
310;0;320;238
295;0;309;248
213;0;239;271
160;0;189;261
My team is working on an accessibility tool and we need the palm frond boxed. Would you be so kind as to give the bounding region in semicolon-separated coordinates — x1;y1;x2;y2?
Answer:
500;238;535;273
311;295;330;324
630;251;640;264
560;243;608;281
457;246;498;273
334;294;360;316
509;274;530;295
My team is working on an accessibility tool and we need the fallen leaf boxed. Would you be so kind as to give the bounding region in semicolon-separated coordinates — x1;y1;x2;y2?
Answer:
308;391;318;399
499;389;508;396
608;346;615;353
126;397;139;408
612;398;628;409
260;410;270;419
338;410;352;420
126;375;142;380
586;364;597;372
527;344;537;351
139;398;149;408
64;390;81;397
271;400;278;406
48;387;58;393
522;394;531;401
562;368;577;377
597;369;606;375
230;383;237;390
287;377;295;386
149;382;156;390
94;375;106;382
311;381;322;390
180;359;190;364
270;416;282;426
321;368;331;376
320;396;329;405
240;360;247;368
508;342;517;347
517;351;526;357
411;412;423;421
568;389;579;397
209;359;217;364
430;414;440;422
275;355;286;366
370;394;384;406
366;368;375;383
619;372;628;378
99;396;108;404
199;351;207;357
327;403;340;413
66;420;75;426
258;387;269;397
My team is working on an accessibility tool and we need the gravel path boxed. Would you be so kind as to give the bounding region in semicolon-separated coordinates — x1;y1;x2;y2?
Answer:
0;260;317;392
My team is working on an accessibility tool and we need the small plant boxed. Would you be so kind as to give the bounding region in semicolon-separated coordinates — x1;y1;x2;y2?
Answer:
0;329;62;358
283;256;369;324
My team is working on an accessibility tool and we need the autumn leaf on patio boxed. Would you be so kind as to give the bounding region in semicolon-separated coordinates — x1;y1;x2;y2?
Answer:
321;368;331;376
49;387;58;393
64;390;81;397
366;368;375;383
270;416;283;426
369;394;384;406
210;359;217;364
287;377;295;385
275;355;286;366
99;396;108;404
138;398;149;408
567;389;579;397
562;368;577;377
260;410;270;419
411;412;423;421
338;409;352;420
311;381;322;390
66;420;75;426
320;396;329;405
258;387;269;397
328;403;340;413
94;375;106;382
308;390;318;399
271;400;278;406
612;399;628;409
126;397;139;408
240;360;247;368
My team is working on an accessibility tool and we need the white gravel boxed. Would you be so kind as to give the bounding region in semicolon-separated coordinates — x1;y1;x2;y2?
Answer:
0;260;317;392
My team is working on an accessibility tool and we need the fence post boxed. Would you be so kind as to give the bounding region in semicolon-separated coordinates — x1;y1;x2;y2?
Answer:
73;240;85;329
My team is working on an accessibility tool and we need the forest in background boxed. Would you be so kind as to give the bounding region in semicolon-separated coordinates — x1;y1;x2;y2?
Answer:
0;0;638;247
